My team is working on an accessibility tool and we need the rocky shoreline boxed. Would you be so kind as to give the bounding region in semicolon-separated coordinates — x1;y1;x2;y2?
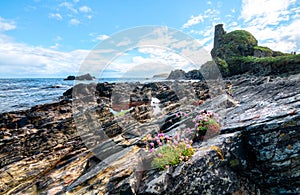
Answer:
0;72;299;194
1;23;300;194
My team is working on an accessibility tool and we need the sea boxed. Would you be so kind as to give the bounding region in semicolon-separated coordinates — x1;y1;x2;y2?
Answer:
0;77;165;114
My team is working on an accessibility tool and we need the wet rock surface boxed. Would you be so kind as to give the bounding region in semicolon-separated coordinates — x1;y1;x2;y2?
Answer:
0;74;299;194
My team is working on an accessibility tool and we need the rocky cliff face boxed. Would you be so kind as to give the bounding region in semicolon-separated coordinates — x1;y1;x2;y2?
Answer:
211;25;258;60
0;73;299;194
210;24;300;77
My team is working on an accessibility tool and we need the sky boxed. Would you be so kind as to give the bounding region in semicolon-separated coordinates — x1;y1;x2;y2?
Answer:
0;0;299;78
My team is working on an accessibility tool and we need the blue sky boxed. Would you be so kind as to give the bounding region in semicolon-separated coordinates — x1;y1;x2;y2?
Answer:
0;0;299;78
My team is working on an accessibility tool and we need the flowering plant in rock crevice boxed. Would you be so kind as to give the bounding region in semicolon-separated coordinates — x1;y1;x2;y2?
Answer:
149;133;194;170
148;110;220;170
192;110;220;142
174;110;220;142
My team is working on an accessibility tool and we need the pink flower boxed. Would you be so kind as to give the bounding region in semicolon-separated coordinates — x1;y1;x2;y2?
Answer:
150;148;155;152
158;133;164;138
173;141;178;146
165;135;171;139
175;113;179;117
187;128;191;134
185;156;189;160
165;165;170;169
150;142;154;147
159;142;163;146
190;140;193;144
187;145;191;149
157;153;163;158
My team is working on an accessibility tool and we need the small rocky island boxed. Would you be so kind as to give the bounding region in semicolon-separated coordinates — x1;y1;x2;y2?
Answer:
0;24;299;194
64;73;95;81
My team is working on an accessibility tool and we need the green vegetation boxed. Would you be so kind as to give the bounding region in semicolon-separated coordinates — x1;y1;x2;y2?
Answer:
149;133;194;170
192;110;220;142
149;110;220;171
215;57;229;75
226;54;300;75
229;54;300;65
212;25;299;77
113;108;132;117
253;46;273;56
253;46;272;53
223;30;258;47
220;30;258;58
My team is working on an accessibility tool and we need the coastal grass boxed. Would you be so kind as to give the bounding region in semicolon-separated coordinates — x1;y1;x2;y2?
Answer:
226;54;300;75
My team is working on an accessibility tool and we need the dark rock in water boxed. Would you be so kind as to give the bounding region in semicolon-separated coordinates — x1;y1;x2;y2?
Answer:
167;69;204;80
0;73;299;194
167;69;187;80
75;73;95;80
64;74;95;81
152;73;169;78
42;85;62;89
64;75;76;80
185;69;204;80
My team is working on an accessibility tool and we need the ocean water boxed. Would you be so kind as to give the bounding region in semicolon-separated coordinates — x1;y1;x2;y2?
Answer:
0;77;167;114
0;78;74;113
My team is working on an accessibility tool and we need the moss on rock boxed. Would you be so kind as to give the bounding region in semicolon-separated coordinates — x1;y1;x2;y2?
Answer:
211;24;300;77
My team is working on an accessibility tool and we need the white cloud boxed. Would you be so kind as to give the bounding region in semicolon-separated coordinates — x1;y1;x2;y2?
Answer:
59;2;78;14
79;6;92;13
103;47;198;78
239;0;299;53
182;15;204;28
69;18;80;25
0;36;88;77
96;34;110;41
182;9;220;29
240;0;294;26
50;43;60;49
197;36;213;47
116;37;132;47
86;15;92;19
0;17;16;31
49;13;63;21
89;33;110;42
